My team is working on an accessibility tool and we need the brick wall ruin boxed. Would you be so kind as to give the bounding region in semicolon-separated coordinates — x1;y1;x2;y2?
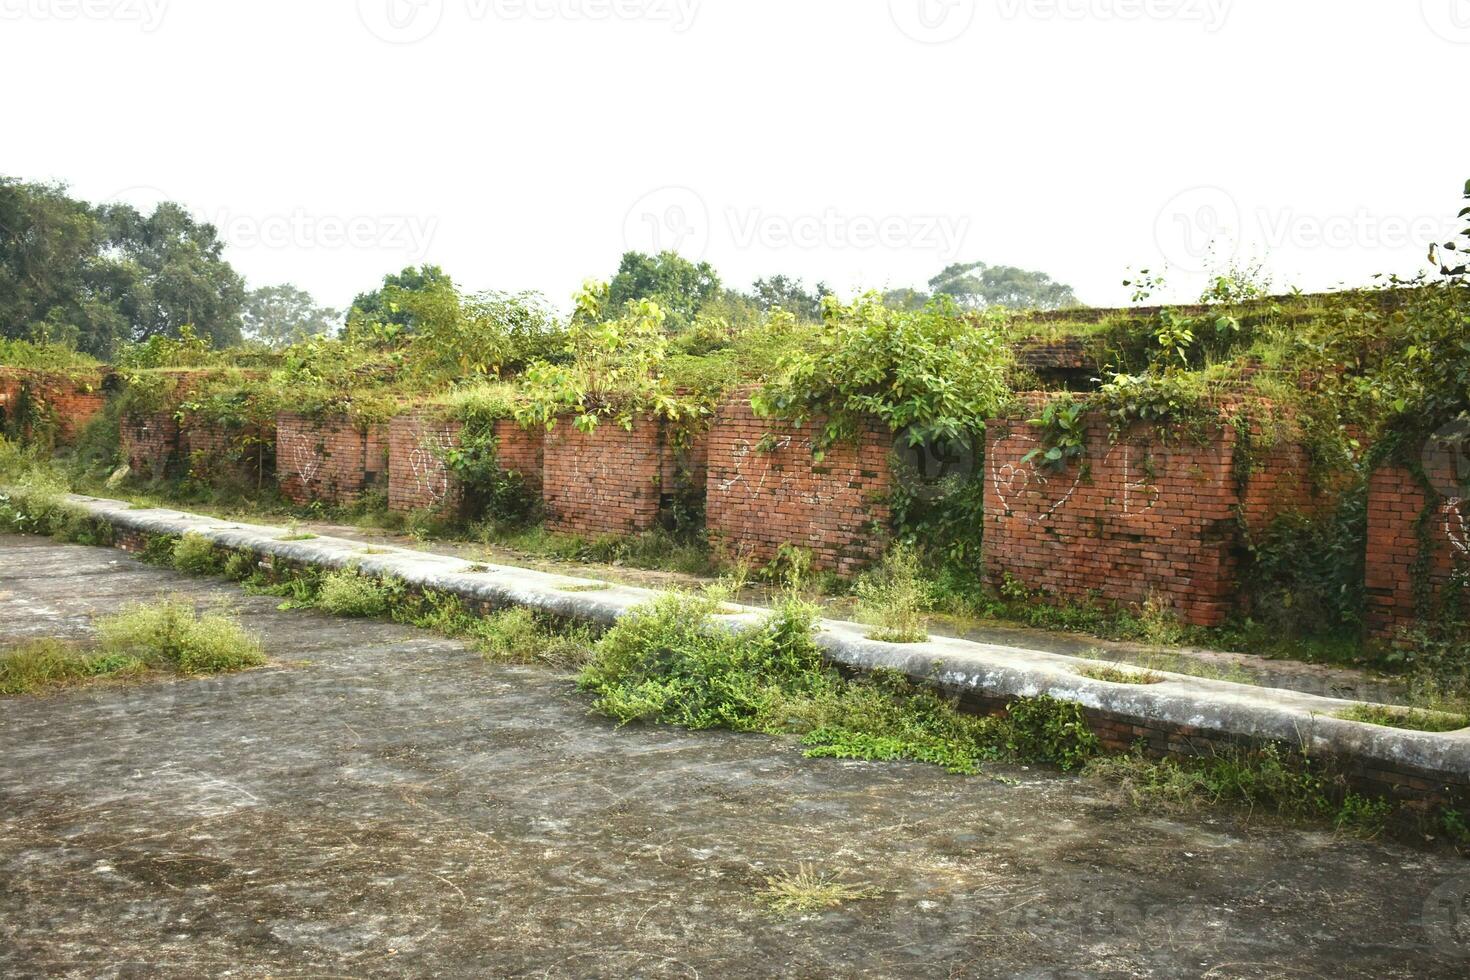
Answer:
119;412;179;481
1366;461;1469;641
542;416;696;536
0;369;108;445
387;414;547;516
275;413;385;506
705;397;892;576
983;406;1317;627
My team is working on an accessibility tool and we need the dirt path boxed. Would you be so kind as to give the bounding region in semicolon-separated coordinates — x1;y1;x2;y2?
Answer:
2;535;1466;978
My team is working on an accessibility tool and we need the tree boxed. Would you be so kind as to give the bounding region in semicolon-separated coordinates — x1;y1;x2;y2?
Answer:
242;284;341;347
96;201;246;348
347;264;453;332
1;178;247;357
606;251;720;328
928;262;1079;311
747;274;830;321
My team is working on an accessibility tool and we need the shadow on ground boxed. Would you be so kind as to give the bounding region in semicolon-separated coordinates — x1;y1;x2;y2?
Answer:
1;534;1467;978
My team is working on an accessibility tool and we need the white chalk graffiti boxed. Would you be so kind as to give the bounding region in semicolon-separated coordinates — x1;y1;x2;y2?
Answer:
281;430;322;489
1446;498;1468;556
716;436;834;508
409;429;453;504
1116;444;1161;518
990;436;1161;524
989;435;1084;524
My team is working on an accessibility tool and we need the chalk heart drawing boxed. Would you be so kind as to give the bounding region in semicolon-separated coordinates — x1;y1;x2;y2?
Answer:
990;435;1083;524
717;436;833;507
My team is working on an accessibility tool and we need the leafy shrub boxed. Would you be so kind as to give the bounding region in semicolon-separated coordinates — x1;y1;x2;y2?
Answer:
172;532;225;575
578;591;1099;774
753;293;1011;450
95;598;266;675
315;568;394;618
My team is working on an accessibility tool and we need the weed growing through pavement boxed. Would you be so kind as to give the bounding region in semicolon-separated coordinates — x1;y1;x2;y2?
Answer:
2;599;266;694
1075;664;1166;685
1336;704;1469;733
757;864;877;915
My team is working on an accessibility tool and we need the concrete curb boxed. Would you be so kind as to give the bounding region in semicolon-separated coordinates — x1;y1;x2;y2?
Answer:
51;493;1470;784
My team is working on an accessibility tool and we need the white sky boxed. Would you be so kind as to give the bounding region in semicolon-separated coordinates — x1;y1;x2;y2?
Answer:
4;0;1468;312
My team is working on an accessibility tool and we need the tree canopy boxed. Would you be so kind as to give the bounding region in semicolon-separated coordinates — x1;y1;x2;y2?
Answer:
885;261;1080;312
242;284;341;347
606;251;721;328
0;177;247;357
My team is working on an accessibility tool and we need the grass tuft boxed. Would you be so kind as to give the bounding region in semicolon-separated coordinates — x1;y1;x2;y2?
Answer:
853;543;932;643
0;639;145;695
1075;663;1166;685
757;864;876;915
1336;704;1469;733
96;598;267;675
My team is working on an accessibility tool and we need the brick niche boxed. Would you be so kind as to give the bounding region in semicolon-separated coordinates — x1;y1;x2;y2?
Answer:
705;396;892;576
180;416;275;490
983;404;1317;627
387;414;546;516
1366;459;1469;641
120;412;179;481
542;416;702;536
275;413;386;506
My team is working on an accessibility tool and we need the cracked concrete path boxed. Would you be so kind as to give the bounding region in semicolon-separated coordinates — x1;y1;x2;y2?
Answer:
2;534;1468;978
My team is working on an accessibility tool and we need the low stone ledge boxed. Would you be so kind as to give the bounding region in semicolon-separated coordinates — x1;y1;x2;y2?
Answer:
54;493;1470;802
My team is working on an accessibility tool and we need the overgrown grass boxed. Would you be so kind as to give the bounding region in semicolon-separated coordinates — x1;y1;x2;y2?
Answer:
97;598;267;674
577;589;1099;774
1086;744;1398;837
757;864;876;915
853;543;932;643
1;598;265;695
0;639;145;695
316;568;392;617
1336;704;1470;733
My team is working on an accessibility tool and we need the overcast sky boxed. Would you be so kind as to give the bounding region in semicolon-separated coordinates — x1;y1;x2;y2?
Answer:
5;0;1468;311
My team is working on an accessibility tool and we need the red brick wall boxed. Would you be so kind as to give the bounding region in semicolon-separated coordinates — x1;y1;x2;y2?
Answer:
705;397;892;576
0;369;108;445
388;414;464;514
494;420;545;496
387;414;547;515
0;374;22;435
983;408;1315;627
542;417;670;536
276;413;377;506
1366;463;1469;641
179;417;274;490
119;412;178;480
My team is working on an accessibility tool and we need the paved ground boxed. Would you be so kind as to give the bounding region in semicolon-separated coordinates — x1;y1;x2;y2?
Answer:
2;534;1468;978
